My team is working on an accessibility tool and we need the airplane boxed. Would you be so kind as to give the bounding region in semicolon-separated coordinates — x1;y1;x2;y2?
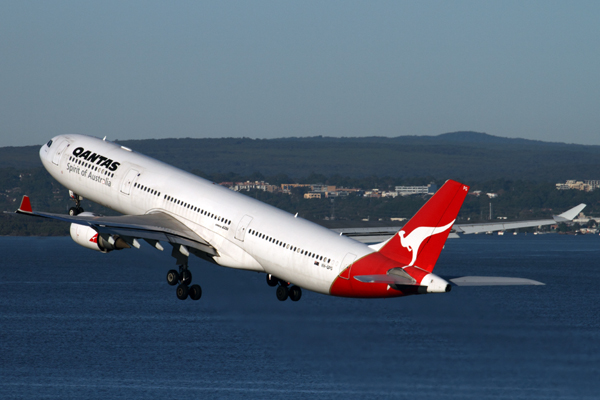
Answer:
15;134;578;302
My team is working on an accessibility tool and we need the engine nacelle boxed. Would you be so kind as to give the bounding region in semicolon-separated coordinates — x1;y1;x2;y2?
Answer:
69;213;130;253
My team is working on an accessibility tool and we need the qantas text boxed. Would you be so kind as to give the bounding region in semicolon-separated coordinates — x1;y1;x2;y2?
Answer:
72;147;120;171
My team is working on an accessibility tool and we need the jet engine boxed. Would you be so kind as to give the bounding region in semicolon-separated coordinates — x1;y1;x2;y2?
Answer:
69;212;130;253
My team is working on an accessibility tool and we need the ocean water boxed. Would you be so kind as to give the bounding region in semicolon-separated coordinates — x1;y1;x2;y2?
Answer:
0;234;599;399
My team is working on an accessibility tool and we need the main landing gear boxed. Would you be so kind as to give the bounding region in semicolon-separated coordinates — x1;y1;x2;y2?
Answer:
167;266;202;301
167;245;201;301
68;191;84;216
267;274;302;302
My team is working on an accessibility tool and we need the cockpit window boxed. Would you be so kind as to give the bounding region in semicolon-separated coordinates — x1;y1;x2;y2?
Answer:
47;140;53;148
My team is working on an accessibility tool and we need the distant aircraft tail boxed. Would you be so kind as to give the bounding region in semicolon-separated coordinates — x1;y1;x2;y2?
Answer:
378;179;469;272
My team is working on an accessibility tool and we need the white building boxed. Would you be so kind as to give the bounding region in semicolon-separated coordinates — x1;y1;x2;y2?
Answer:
395;183;437;196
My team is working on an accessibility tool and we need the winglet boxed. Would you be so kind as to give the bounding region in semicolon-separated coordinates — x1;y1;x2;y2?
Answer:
554;203;586;222
18;195;33;213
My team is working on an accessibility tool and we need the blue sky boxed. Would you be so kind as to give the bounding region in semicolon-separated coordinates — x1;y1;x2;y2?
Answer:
1;1;599;147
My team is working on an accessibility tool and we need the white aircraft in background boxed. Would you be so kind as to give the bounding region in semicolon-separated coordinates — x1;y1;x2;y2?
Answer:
333;204;585;243
15;134;583;302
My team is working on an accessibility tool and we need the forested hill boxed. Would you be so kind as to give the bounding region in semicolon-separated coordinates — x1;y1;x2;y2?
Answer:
3;132;600;181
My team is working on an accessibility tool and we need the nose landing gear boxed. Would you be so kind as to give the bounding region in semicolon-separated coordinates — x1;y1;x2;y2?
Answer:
68;191;84;215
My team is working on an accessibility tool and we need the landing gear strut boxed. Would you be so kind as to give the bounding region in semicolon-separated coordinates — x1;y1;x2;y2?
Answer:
68;191;84;216
167;245;201;301
267;274;302;302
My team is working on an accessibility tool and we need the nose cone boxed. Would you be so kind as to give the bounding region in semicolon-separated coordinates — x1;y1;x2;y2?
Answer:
40;138;51;163
39;136;60;167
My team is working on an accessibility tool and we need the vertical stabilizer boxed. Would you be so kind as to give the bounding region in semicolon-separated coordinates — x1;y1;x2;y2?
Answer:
378;180;469;272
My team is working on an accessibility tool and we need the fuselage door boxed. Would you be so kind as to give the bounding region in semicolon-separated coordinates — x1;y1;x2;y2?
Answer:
52;140;70;166
120;169;140;195
234;215;253;242
338;253;357;279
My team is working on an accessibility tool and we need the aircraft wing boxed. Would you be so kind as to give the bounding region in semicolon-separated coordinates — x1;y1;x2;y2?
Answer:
452;203;585;234
14;196;217;256
332;203;586;243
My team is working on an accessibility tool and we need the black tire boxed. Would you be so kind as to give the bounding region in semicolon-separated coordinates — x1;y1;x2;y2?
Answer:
76;206;84;214
180;269;192;285
68;207;78;216
289;285;302;302
189;284;202;301
266;274;278;287
166;270;179;286
276;285;289;301
176;284;189;300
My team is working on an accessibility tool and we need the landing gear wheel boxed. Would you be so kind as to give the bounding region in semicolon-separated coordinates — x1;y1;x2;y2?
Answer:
289;285;302;302
166;270;179;286
276;285;289;301
176;284;189;300
180;270;192;285
189;284;202;301
266;274;278;287
69;207;80;216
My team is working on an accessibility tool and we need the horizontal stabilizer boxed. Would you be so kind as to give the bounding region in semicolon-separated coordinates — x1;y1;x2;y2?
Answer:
353;274;416;286
447;276;544;286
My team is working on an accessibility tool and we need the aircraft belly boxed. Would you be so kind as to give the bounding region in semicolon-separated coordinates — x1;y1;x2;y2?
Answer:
252;241;364;295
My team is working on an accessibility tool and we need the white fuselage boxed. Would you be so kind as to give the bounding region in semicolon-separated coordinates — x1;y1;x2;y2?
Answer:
40;134;374;295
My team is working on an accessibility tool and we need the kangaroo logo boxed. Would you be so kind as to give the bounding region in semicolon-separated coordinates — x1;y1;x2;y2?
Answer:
399;220;455;266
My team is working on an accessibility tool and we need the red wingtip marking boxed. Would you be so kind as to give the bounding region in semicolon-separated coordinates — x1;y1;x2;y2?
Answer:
19;196;33;213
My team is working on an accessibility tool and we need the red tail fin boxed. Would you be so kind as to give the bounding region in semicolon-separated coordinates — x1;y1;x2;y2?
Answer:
378;180;469;272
